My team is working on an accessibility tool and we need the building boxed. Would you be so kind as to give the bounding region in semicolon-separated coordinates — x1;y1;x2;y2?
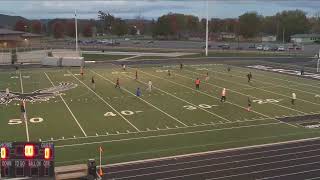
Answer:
0;28;42;48
291;34;320;44
262;35;277;42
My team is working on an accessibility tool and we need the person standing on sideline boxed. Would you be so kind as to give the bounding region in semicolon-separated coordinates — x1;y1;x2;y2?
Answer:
80;66;84;79
20;101;26;121
220;88;227;102
247;96;252;111
135;70;138;80
91;76;95;90
292;93;296;105
122;64;126;71
227;66;231;72
115;78;120;88
168;70;171;77
147;80;152;92
195;78;201;90
5;87;10;106
136;87;141;97
205;72;210;82
180;63;183;70
247;72;252;83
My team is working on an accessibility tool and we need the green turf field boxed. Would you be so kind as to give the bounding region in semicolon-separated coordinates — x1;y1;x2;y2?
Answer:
1;63;320;166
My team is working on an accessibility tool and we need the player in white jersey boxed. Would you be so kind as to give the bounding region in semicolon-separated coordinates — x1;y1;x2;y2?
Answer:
291;93;296;105
147;80;153;92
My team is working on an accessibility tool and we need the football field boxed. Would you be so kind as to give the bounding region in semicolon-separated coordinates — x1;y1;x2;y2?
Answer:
1;63;320;166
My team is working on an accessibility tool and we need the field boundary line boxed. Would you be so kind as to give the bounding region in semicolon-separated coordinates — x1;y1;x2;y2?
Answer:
55;131;320;166
55;122;281;148
180;68;307;114
140;68;297;128
192;67;320;106
107;144;320;174
20;71;30;142
44;72;87;137
119;70;231;123
44;118;276;143
69;70;141;132
90;69;188;127
112;152;320;179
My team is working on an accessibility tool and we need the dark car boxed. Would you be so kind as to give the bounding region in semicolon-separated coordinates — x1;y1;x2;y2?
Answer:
147;40;154;44
202;45;212;49
249;44;256;48
220;44;230;49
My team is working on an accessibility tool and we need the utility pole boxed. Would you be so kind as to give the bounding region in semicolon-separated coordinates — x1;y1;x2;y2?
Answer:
205;0;209;56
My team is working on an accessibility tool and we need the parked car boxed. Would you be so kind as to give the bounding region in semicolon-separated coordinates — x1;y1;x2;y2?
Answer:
256;45;263;50
263;46;270;51
249;44;256;48
133;41;141;44
202;44;212;49
277;46;285;51
147;40;154;44
270;46;278;51
218;44;230;49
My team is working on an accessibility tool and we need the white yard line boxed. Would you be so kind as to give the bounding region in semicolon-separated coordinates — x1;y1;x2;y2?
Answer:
116;152;320;179
141;68;297;128
90;69;188;127
69;71;141;132
44;118;277;143
55;122;281;148
44;72;87;137
174;69;307;115
192;67;320;106
20;71;30;142
119;71;231;123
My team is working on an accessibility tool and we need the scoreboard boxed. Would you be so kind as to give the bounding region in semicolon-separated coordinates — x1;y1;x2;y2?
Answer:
0;142;54;178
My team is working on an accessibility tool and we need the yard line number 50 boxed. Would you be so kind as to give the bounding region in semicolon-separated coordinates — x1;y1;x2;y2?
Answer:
8;117;43;125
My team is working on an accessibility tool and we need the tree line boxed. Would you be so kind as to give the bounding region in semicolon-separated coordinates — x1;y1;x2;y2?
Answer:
13;9;320;41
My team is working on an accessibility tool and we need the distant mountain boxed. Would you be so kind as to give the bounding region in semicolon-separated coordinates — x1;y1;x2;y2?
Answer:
0;14;29;28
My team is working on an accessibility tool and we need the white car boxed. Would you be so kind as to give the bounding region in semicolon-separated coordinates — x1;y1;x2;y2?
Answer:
277;46;285;51
263;46;270;51
256;45;263;50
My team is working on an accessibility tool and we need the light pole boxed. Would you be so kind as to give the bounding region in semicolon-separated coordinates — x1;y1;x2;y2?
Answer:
205;0;209;56
75;10;79;54
317;49;320;73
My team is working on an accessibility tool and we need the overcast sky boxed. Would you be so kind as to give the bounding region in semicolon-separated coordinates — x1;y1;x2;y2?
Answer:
1;0;320;20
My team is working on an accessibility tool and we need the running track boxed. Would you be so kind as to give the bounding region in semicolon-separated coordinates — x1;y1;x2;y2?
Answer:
102;139;320;180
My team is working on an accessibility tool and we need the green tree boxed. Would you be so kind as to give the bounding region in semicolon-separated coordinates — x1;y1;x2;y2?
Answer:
112;18;128;36
98;11;115;34
239;12;262;38
275;10;310;42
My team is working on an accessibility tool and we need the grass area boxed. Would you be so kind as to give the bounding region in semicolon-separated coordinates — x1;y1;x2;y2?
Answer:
0;63;320;166
82;53;131;61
